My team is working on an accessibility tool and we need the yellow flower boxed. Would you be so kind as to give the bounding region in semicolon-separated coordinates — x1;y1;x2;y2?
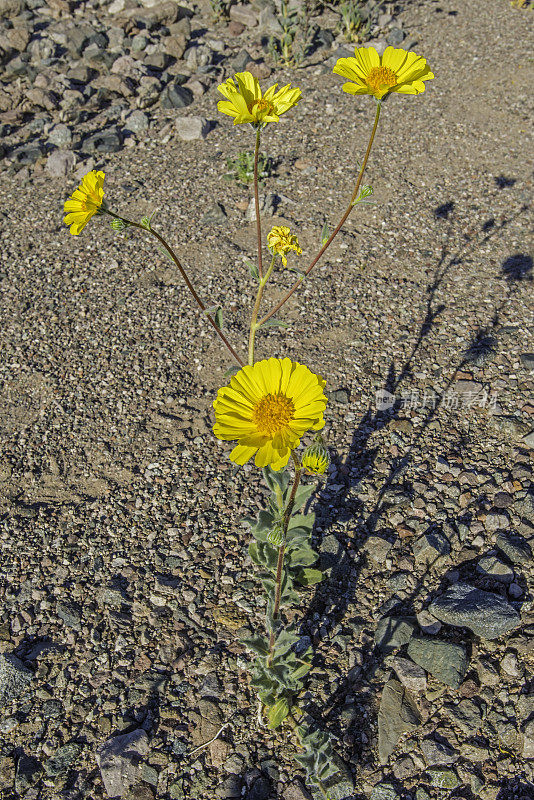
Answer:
267;226;302;267
213;358;327;471
333;46;434;100
63;170;105;235
301;440;330;475
217;71;301;126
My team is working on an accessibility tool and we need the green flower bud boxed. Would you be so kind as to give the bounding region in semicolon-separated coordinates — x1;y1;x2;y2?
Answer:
110;218;128;232
268;524;284;547
301;440;330;476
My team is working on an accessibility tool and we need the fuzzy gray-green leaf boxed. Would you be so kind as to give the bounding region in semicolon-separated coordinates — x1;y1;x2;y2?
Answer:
240;634;270;657
288;512;314;531
288;546;317;567
267;697;290;729
296;567;323;586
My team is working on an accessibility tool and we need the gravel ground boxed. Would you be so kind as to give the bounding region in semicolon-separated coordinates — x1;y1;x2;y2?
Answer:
0;1;533;799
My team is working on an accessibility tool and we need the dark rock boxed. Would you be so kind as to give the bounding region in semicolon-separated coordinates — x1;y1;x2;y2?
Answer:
43;698;64;719
424;767;459;789
10;142;44;163
370;784;400;800
407;636;467;689
231;48;252;72
386;27;405;46
520;353;534;370
413;529;451;563
15;754;42;794
328;388;350;404
56;599;82;631
201;202;227;224
82;129;123;154
160;81;194;109
477;554;514;582
43;742;82;777
0;653;33;704
420;737;459;766
144;52;172;71
445;698;482;736
428;583;520;639
378;679;421;764
495;531;532;565
375;616;416;655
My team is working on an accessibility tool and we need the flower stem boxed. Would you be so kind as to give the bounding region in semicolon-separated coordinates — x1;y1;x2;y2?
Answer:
253;126;264;282
257;100;382;328
107;213;244;367
248;254;276;365
267;454;302;665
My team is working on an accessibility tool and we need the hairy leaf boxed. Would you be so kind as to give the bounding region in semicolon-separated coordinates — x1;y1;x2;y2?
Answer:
241;634;270;657
288;512;315;531
263;466;290;496
267;697;290;729
287;546;318;567
285;482;315;513
296;567;323;586
259;318;290;329
246;259;259;280
248;541;262;566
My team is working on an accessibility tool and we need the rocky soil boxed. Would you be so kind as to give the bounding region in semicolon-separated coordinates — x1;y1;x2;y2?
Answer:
0;0;533;799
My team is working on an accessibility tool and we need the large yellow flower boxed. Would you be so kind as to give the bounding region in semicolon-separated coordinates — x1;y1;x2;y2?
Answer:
63;170;105;235
217;71;301;126
333;46;434;100
213;358;327;470
267;226;302;267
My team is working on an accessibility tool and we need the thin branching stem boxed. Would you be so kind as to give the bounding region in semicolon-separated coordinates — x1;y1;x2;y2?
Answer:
267;453;302;664
253;126;264;281
248;254;276;365
258;100;382;327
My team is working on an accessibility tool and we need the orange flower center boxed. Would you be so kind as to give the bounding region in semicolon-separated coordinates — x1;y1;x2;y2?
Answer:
252;393;295;436
367;66;397;93
251;97;275;117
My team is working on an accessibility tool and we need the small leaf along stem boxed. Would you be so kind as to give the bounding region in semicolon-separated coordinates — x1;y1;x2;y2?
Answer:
106;212;245;367
257;100;382;328
253;126;264;281
267;453;302;665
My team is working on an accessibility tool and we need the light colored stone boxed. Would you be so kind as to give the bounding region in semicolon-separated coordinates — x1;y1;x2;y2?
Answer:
229;3;258;27
174;116;211;141
95;729;149;798
522;719;534;759
46;150;76;177
416;609;441;635
0;654;33;705
378;679;421;764
390;656;427;693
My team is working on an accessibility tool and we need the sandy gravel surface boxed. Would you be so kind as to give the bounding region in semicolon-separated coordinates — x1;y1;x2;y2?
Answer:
0;0;533;799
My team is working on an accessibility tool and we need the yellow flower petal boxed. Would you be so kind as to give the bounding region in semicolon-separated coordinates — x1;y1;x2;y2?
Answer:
216;70;300;127
333;46;434;100
213;358;327;470
63;170;105;236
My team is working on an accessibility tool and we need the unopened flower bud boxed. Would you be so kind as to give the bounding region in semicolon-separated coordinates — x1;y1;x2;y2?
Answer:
268;524;284;547
110;218;128;232
301;440;330;476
